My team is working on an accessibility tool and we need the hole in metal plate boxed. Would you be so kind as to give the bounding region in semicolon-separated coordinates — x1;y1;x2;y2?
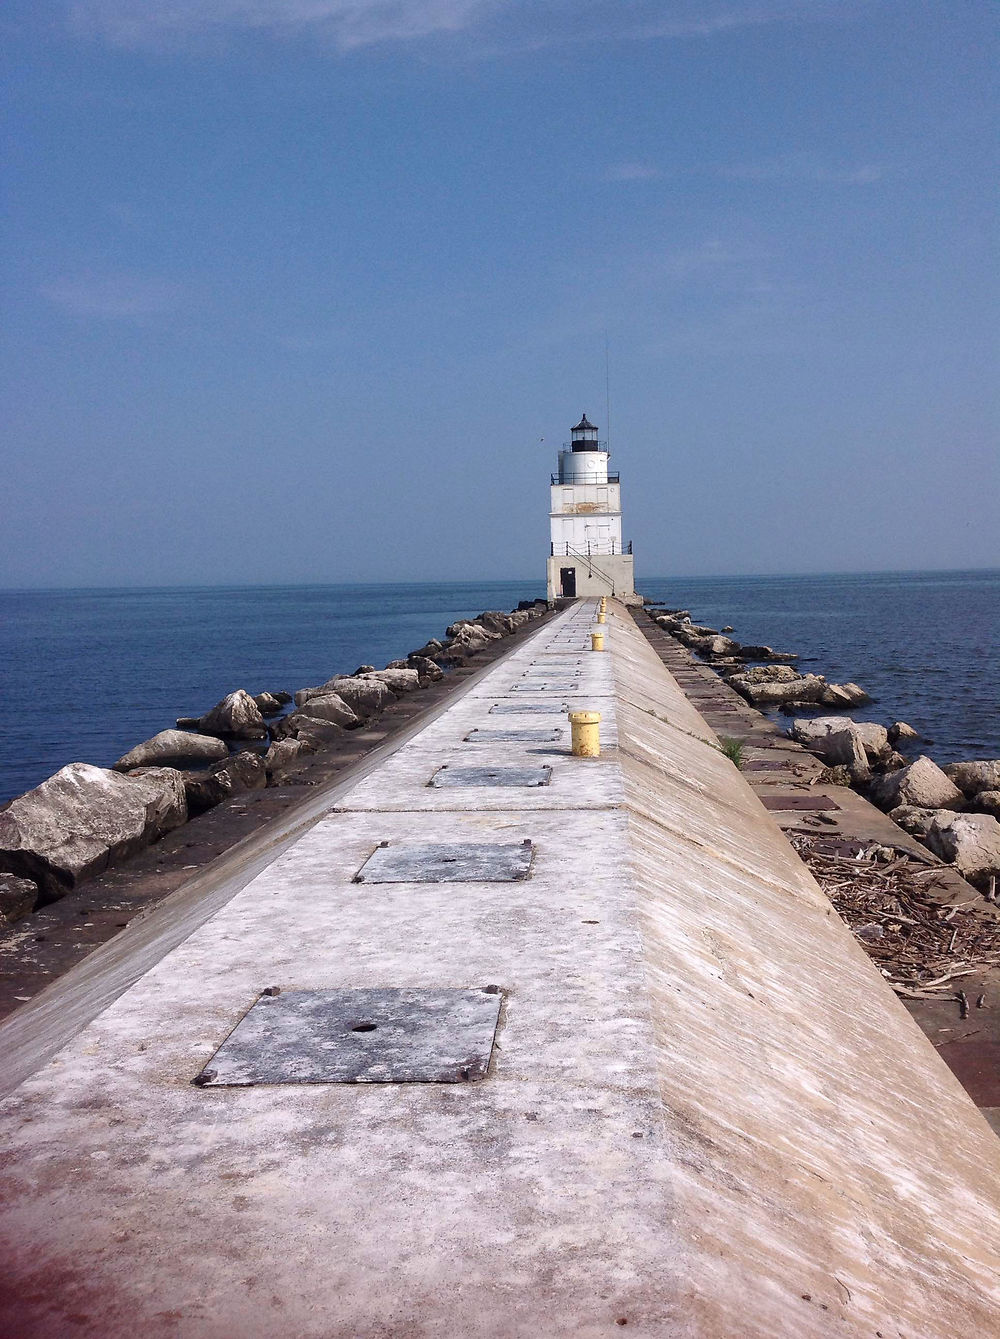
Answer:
429;765;552;788
465;727;562;743
354;840;535;883
194;987;505;1086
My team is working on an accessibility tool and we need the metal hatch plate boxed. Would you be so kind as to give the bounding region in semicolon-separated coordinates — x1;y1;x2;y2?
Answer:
489;702;567;714
429;764;552;788
759;794;841;811
465;727;562;743
196;987;504;1086
511;681;579;692
354;840;534;883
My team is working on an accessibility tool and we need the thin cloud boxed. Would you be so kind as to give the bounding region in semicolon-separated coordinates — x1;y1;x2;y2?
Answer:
68;0;838;53
719;155;886;184
604;162;663;182
41;272;184;318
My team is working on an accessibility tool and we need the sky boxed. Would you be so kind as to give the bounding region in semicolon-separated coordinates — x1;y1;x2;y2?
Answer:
2;0;997;586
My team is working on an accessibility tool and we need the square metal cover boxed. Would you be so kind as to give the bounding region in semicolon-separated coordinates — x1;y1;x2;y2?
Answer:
429;764;552;788
196;987;504;1086
354;840;534;883
489;702;566;714
464;727;562;743
511;681;579;692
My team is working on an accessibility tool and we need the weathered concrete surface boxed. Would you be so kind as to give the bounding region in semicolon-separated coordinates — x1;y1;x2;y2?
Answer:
0;600;997;1337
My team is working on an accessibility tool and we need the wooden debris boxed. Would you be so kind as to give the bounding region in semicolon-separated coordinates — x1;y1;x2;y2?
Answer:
790;835;1000;996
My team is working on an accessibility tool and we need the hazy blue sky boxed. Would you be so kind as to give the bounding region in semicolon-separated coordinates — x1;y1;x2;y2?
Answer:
2;0;996;586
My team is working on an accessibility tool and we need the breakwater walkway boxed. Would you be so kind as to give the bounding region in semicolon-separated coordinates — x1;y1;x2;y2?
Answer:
1;599;998;1337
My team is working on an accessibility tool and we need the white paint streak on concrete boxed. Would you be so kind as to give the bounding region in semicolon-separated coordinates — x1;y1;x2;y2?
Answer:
0;599;997;1337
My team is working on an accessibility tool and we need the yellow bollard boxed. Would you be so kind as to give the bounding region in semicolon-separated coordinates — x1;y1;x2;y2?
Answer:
569;710;601;757
596;612;606;624
590;630;604;652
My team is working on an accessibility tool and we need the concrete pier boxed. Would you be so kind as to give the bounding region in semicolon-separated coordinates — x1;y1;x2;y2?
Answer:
1;599;998;1337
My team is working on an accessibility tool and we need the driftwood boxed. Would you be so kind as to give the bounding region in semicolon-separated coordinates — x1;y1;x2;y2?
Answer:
790;836;1000;999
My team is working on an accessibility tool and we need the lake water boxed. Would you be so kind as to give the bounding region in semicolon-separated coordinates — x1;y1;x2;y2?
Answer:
0;570;996;802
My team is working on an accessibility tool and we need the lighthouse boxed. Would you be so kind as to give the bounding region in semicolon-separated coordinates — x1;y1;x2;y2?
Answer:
546;413;637;602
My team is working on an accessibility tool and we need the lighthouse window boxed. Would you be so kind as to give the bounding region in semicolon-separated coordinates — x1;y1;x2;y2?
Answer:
598;488;608;505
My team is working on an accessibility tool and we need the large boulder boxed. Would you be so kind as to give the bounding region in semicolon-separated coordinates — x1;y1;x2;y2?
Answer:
182;751;266;816
264;737;314;781
114;729;228;772
408;639;444;660
183;689;268;740
319;676;394;720
361;668;422;694
0;873;38;925
477;611;516;636
406;654;444;682
942;760;1000;800
289;693;358;729
868;756;965;813
888;721;920;745
972;790;1000;820
692;635;741;659
889;805;951;841
925;812;1000;886
253;692;288;717
733;673;828;706
0;763;187;902
852;722;890;761
734;665;800;685
790;717;869;779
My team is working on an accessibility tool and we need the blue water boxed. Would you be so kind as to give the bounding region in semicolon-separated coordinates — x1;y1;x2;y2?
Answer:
0;581;543;802
0;572;996;803
641;570;999;765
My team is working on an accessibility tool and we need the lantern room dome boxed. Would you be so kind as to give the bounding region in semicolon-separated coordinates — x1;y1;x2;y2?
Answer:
570;413;602;452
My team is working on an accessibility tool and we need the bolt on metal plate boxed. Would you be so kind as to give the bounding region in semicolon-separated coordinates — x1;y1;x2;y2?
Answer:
465;727;562;743
195;987;504;1086
429;765;552;788
354;840;534;883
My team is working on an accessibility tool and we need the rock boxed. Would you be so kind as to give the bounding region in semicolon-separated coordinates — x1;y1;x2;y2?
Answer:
264;738;314;780
819;685;855;708
353;665;376;676
738;644;798;662
288;715;351;749
888;721;920;745
942;760;1000;800
791;717;876;779
882;751;908;772
183;751;266;815
406;654;444;682
253;692;287;717
319;676;393;721
0;873;38;925
185;689;268;740
889;805;944;841
114;729;228;772
840;683;871;705
290;693;358;728
852;722;890;761
734;674;827;706
971;790;1000;820
408;639;444;660
869;756;965;813
721;626;733;634
693;635;741;659
361;668;422;694
736;665;801;685
478;610;516;636
925;812;1000;886
817;765;854;787
0;763;187;902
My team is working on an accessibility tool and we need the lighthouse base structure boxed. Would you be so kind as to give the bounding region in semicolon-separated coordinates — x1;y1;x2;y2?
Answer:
546;550;638;603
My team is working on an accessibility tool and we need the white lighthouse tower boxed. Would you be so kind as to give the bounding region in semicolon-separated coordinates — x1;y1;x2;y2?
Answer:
545;413;637;603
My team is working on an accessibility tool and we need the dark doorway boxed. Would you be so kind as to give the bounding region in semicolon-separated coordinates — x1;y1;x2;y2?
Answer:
559;567;577;597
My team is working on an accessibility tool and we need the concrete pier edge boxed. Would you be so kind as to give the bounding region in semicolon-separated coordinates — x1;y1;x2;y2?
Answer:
0;597;997;1337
